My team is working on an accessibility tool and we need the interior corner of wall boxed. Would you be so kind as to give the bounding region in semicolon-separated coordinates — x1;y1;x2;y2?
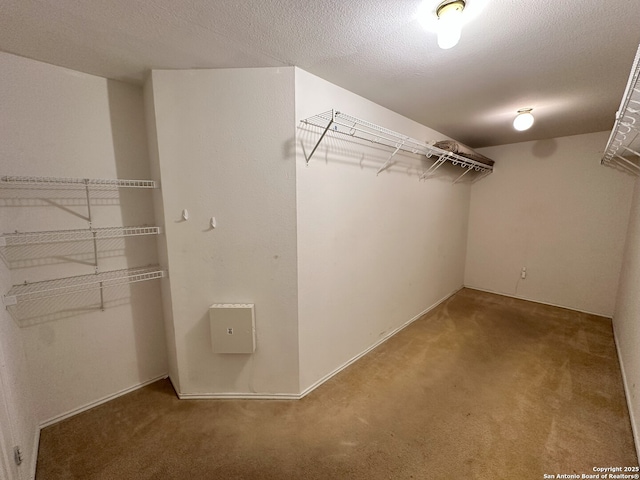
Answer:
166;370;180;397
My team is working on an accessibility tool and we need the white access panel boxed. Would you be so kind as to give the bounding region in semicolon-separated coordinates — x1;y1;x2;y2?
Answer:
209;303;256;354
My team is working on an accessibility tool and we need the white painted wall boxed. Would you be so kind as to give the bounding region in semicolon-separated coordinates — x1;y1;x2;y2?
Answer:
0;267;36;479
613;176;640;459
465;132;635;317
0;52;168;427
295;69;471;392
147;68;300;396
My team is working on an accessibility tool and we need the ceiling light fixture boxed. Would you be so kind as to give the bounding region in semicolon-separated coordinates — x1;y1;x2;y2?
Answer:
513;108;534;131
436;0;466;49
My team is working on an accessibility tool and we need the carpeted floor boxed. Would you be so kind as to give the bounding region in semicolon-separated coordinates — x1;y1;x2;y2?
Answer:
36;288;638;479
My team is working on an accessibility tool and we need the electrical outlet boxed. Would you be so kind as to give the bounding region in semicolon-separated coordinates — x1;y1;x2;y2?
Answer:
521;267;527;279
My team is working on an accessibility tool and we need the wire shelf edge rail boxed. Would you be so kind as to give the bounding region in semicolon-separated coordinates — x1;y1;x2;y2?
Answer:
0;226;162;247
300;110;493;181
602;43;640;176
3;266;166;306
1;175;157;189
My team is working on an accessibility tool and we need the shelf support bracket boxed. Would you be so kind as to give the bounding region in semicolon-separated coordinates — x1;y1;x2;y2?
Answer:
614;154;640;172
420;154;450;180
471;170;491;184
621;145;640;159
609;159;639;175
304;110;335;165
453;166;473;184
376;141;405;175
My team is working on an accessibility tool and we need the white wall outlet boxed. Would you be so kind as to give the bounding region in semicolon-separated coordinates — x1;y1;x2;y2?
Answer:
521;267;527;279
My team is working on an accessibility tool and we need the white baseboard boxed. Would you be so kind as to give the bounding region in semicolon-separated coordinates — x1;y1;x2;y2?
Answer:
297;286;461;399
613;324;640;463
463;285;612;319
39;373;168;429
169;370;300;400
175;287;461;401
178;392;300;400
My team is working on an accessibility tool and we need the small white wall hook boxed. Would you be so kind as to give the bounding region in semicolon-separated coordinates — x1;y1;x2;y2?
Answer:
182;209;189;221
210;217;217;229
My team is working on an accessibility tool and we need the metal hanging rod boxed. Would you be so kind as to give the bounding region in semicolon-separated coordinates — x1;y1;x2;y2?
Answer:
0;176;156;188
0;226;161;247
602;43;640;176
300;110;493;180
3;266;165;306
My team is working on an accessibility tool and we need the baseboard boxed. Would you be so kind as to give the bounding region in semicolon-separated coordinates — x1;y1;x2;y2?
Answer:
613;324;640;463
463;285;613;319
175;288;461;401
28;425;40;480
178;392;301;400
170;371;301;400
298;286;462;399
39;373;168;429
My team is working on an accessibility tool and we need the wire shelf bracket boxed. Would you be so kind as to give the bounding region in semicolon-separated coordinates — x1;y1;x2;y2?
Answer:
300;109;493;182
420;154;450;180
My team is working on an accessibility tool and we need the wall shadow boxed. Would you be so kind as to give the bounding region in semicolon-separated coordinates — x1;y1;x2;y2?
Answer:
107;79;167;382
531;139;558;158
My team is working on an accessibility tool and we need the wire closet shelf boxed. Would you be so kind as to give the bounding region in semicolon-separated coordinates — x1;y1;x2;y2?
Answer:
0;176;156;189
300;110;493;182
0;174;165;312
0;226;161;247
3;266;165;306
602;43;640;176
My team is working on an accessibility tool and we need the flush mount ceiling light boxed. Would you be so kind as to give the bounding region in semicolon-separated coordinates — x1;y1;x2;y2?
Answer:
436;0;466;49
416;0;487;48
513;108;535;131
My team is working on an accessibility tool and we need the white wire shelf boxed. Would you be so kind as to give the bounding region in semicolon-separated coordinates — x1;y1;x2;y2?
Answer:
0;176;156;188
300;110;493;181
602;43;640;176
3;266;165;306
0;226;161;247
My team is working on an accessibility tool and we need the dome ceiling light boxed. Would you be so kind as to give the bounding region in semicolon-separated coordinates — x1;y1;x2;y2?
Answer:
513;108;535;131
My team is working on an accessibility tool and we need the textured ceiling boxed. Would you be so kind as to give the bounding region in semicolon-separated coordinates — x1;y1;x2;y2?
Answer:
1;0;640;147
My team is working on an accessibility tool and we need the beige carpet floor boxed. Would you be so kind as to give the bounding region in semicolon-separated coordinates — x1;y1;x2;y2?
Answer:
36;288;638;479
